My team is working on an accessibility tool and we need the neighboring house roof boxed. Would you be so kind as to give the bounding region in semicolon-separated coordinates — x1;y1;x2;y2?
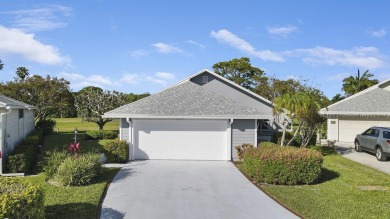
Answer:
320;78;390;116
104;69;273;119
0;94;36;110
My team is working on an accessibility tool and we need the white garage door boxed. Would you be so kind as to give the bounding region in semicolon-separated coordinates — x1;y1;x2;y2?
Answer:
339;119;390;142
133;119;228;160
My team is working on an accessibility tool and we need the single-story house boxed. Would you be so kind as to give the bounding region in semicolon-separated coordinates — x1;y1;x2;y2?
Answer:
320;78;390;143
0;94;36;173
103;69;290;161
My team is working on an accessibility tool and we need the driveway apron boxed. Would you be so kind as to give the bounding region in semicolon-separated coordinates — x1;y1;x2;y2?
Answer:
100;160;298;219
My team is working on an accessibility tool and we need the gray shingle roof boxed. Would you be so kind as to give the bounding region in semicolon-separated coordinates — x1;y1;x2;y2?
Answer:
320;79;390;116
0;94;36;109
104;81;270;118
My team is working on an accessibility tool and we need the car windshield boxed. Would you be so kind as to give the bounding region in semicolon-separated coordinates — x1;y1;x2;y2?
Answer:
383;131;390;139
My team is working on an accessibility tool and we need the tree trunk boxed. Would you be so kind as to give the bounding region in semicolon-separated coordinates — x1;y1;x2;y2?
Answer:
97;122;105;130
287;123;301;146
280;121;288;146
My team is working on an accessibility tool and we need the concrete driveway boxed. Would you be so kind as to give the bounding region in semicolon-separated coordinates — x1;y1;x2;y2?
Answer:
335;142;390;175
100;160;298;219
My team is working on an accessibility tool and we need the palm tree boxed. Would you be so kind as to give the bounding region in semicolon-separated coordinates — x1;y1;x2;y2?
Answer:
0;59;4;71
274;91;323;147
16;66;29;81
342;69;379;96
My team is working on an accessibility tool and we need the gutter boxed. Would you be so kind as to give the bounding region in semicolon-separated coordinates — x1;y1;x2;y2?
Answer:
0;107;12;175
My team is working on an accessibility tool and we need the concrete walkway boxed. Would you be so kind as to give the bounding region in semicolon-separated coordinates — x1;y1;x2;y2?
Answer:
335;142;390;175
100;160;298;219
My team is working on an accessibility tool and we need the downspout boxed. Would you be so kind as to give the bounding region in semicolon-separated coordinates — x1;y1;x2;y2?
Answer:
0;108;12;175
229;119;233;161
125;118;133;161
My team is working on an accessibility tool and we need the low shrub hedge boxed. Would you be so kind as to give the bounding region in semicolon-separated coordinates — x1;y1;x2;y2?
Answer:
6;144;38;173
85;130;118;140
242;143;323;185
0;178;44;218
55;153;102;186
103;139;128;163
5;129;43;173
36;118;56;135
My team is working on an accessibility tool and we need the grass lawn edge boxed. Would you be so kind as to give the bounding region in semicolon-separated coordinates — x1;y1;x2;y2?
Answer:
96;166;122;218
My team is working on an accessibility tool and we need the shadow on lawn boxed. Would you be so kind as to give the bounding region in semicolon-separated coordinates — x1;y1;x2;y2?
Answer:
46;202;98;219
316;167;340;184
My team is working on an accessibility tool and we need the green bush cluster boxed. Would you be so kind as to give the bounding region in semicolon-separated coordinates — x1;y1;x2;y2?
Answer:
40;150;69;179
36;118;56;135
103;139;128;163
6;129;44;173
85;130;118;140
55;153;102;186
242;143;323;185
0;178;44;219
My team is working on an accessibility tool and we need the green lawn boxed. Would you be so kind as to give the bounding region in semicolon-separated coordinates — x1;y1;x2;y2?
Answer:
3;118;121;219
52;118;119;132
252;154;390;218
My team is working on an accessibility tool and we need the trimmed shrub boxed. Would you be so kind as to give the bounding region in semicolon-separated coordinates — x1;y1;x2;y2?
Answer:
6;144;38;173
55;153;102;186
85;130;118;140
309;145;337;156
103;139;129;163
235;143;254;161
40;150;69;179
0;178;44;219
36;118;56;135
242;143;323;185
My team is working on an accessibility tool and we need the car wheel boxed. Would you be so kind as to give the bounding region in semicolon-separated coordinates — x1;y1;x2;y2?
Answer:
355;140;362;152
376;147;387;161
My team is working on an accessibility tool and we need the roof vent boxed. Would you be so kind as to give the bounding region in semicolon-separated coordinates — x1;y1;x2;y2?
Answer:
202;76;209;84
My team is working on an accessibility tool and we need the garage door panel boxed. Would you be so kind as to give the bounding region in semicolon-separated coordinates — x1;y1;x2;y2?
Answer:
339;119;390;142
134;119;228;160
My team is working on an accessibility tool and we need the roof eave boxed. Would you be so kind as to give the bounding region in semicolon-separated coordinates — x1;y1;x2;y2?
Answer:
102;114;272;120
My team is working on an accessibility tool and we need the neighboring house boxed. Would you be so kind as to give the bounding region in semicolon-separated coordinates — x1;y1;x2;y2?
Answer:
320;78;390;143
0;95;36;173
103;69;290;161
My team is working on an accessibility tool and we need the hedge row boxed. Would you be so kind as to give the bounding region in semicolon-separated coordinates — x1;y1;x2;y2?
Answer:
0;178;44;218
103;139;128;163
85;130;117;140
242;142;323;185
5;129;44;173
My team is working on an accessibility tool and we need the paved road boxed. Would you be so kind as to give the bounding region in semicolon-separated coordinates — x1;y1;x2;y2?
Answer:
335;142;390;175
100;160;298;219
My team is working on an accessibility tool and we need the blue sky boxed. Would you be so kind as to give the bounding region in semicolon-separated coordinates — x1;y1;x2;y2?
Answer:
0;0;389;98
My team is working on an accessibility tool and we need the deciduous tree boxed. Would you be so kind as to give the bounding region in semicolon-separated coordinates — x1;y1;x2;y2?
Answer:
74;87;126;130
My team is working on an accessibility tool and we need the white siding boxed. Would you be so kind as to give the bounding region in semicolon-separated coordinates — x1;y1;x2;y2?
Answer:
327;119;339;141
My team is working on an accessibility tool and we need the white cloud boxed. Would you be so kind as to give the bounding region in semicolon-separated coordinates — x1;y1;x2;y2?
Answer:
127;50;149;58
156;72;175;80
2;5;73;32
288;46;385;69
210;29;284;62
152;43;183;53
121;74;142;84
61;72;114;89
326;72;350;81
0;25;69;65
186;40;205;49
370;28;387;38
267;25;298;37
